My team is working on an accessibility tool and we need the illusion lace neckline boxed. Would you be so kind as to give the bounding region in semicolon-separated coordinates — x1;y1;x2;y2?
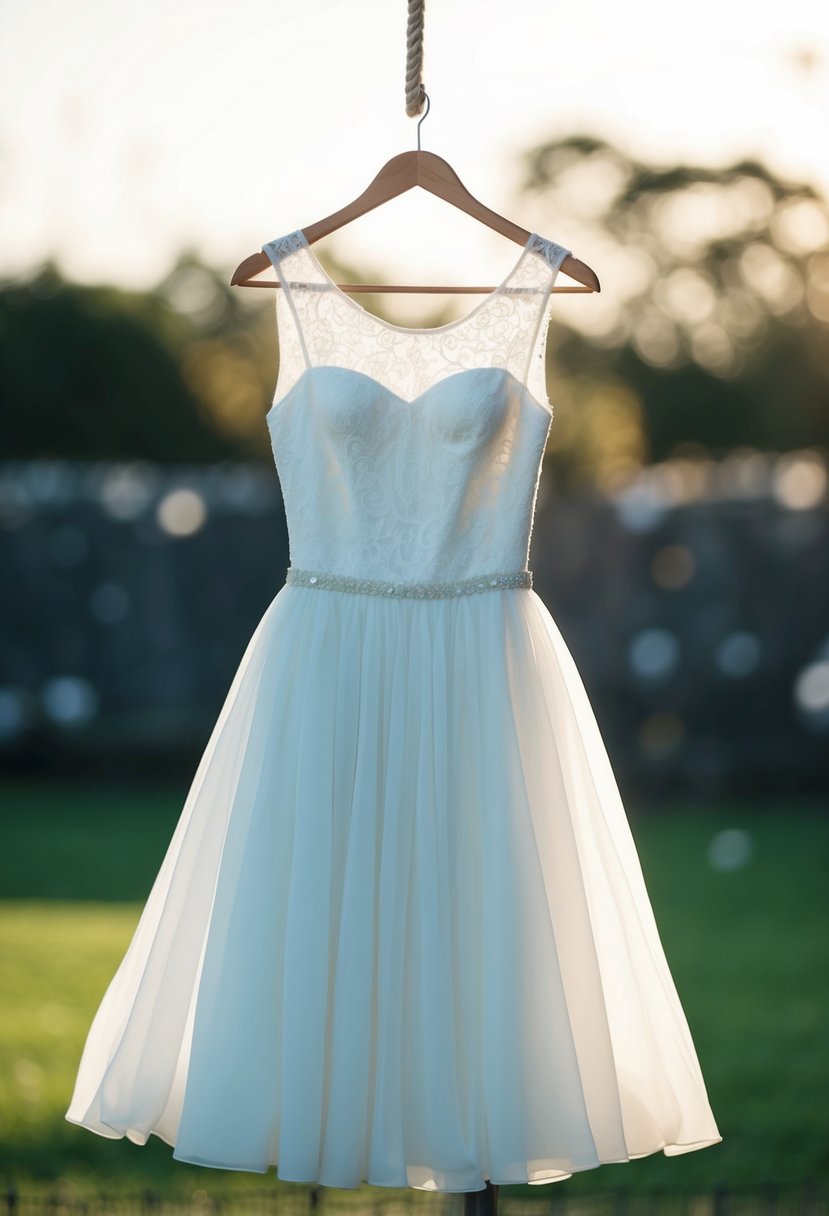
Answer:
293;228;538;337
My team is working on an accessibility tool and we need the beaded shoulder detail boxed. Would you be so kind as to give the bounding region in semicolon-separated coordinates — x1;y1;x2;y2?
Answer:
527;233;571;273
262;230;306;263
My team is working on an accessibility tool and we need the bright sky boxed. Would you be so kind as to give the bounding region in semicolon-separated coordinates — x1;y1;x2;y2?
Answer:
1;0;828;311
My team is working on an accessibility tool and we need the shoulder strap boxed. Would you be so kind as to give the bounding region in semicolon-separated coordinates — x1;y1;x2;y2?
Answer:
521;233;572;413
261;230;321;403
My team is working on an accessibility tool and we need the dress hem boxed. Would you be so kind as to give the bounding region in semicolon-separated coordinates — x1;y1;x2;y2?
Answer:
65;1115;722;1192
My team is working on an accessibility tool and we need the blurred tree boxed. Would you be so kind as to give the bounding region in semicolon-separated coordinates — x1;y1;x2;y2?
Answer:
520;137;829;490
1;142;827;478
0;248;292;463
155;251;281;455
0;261;237;462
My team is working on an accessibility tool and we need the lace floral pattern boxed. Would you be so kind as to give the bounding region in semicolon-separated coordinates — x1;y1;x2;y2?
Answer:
260;228;572;585
262;228;570;413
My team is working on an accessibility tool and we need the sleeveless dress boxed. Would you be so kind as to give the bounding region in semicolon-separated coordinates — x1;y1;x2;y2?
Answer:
65;229;722;1191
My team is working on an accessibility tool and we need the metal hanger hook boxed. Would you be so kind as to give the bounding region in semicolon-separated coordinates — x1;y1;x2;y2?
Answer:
416;89;431;151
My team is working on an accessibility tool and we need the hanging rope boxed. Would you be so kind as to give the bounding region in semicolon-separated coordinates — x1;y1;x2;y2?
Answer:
405;0;426;117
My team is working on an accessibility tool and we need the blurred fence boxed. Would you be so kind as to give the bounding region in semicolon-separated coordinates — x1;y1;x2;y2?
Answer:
0;455;827;796
3;1181;827;1216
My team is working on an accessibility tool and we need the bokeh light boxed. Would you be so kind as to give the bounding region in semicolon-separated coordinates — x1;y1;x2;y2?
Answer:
708;827;754;871
156;488;208;537
628;628;681;682
40;676;99;727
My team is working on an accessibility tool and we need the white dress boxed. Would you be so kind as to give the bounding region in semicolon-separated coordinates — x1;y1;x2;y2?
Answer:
65;229;722;1192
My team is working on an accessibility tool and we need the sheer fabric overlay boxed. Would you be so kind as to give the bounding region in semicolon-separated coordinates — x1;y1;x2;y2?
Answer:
65;227;722;1191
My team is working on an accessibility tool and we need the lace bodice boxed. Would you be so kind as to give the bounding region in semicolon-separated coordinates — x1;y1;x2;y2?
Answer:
261;228;571;586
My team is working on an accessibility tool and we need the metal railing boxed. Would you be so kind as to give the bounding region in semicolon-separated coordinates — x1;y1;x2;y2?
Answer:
3;1181;826;1216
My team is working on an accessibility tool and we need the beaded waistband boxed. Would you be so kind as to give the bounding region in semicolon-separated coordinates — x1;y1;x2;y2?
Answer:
285;567;532;599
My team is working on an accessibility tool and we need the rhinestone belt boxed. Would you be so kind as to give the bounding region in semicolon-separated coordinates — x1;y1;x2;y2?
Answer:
285;566;533;599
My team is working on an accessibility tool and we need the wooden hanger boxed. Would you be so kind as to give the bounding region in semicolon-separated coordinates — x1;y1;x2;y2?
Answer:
230;93;599;298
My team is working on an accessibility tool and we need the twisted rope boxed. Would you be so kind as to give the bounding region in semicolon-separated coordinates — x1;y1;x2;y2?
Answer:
405;0;426;117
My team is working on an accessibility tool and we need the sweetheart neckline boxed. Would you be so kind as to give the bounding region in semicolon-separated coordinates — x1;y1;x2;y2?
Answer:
293;228;538;337
265;364;554;425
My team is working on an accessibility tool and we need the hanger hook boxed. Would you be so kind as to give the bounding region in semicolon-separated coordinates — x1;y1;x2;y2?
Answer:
416;89;430;152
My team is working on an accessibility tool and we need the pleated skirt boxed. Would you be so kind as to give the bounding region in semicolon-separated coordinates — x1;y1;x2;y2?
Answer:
65;583;721;1191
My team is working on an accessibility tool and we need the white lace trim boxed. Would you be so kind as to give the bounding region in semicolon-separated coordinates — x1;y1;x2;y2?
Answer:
261;228;571;414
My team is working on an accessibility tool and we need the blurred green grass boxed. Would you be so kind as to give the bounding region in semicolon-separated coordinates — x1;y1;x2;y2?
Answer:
0;780;827;1200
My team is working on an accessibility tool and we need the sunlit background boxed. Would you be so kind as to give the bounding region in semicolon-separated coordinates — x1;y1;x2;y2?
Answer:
1;0;828;1212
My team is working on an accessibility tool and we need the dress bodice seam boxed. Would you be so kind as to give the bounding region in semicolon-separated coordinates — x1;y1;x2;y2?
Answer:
265;364;555;425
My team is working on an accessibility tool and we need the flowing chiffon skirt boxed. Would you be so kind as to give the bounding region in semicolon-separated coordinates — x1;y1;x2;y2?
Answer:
65;584;721;1191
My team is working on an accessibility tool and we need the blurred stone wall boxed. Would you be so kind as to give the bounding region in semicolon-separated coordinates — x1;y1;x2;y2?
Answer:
0;457;826;798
